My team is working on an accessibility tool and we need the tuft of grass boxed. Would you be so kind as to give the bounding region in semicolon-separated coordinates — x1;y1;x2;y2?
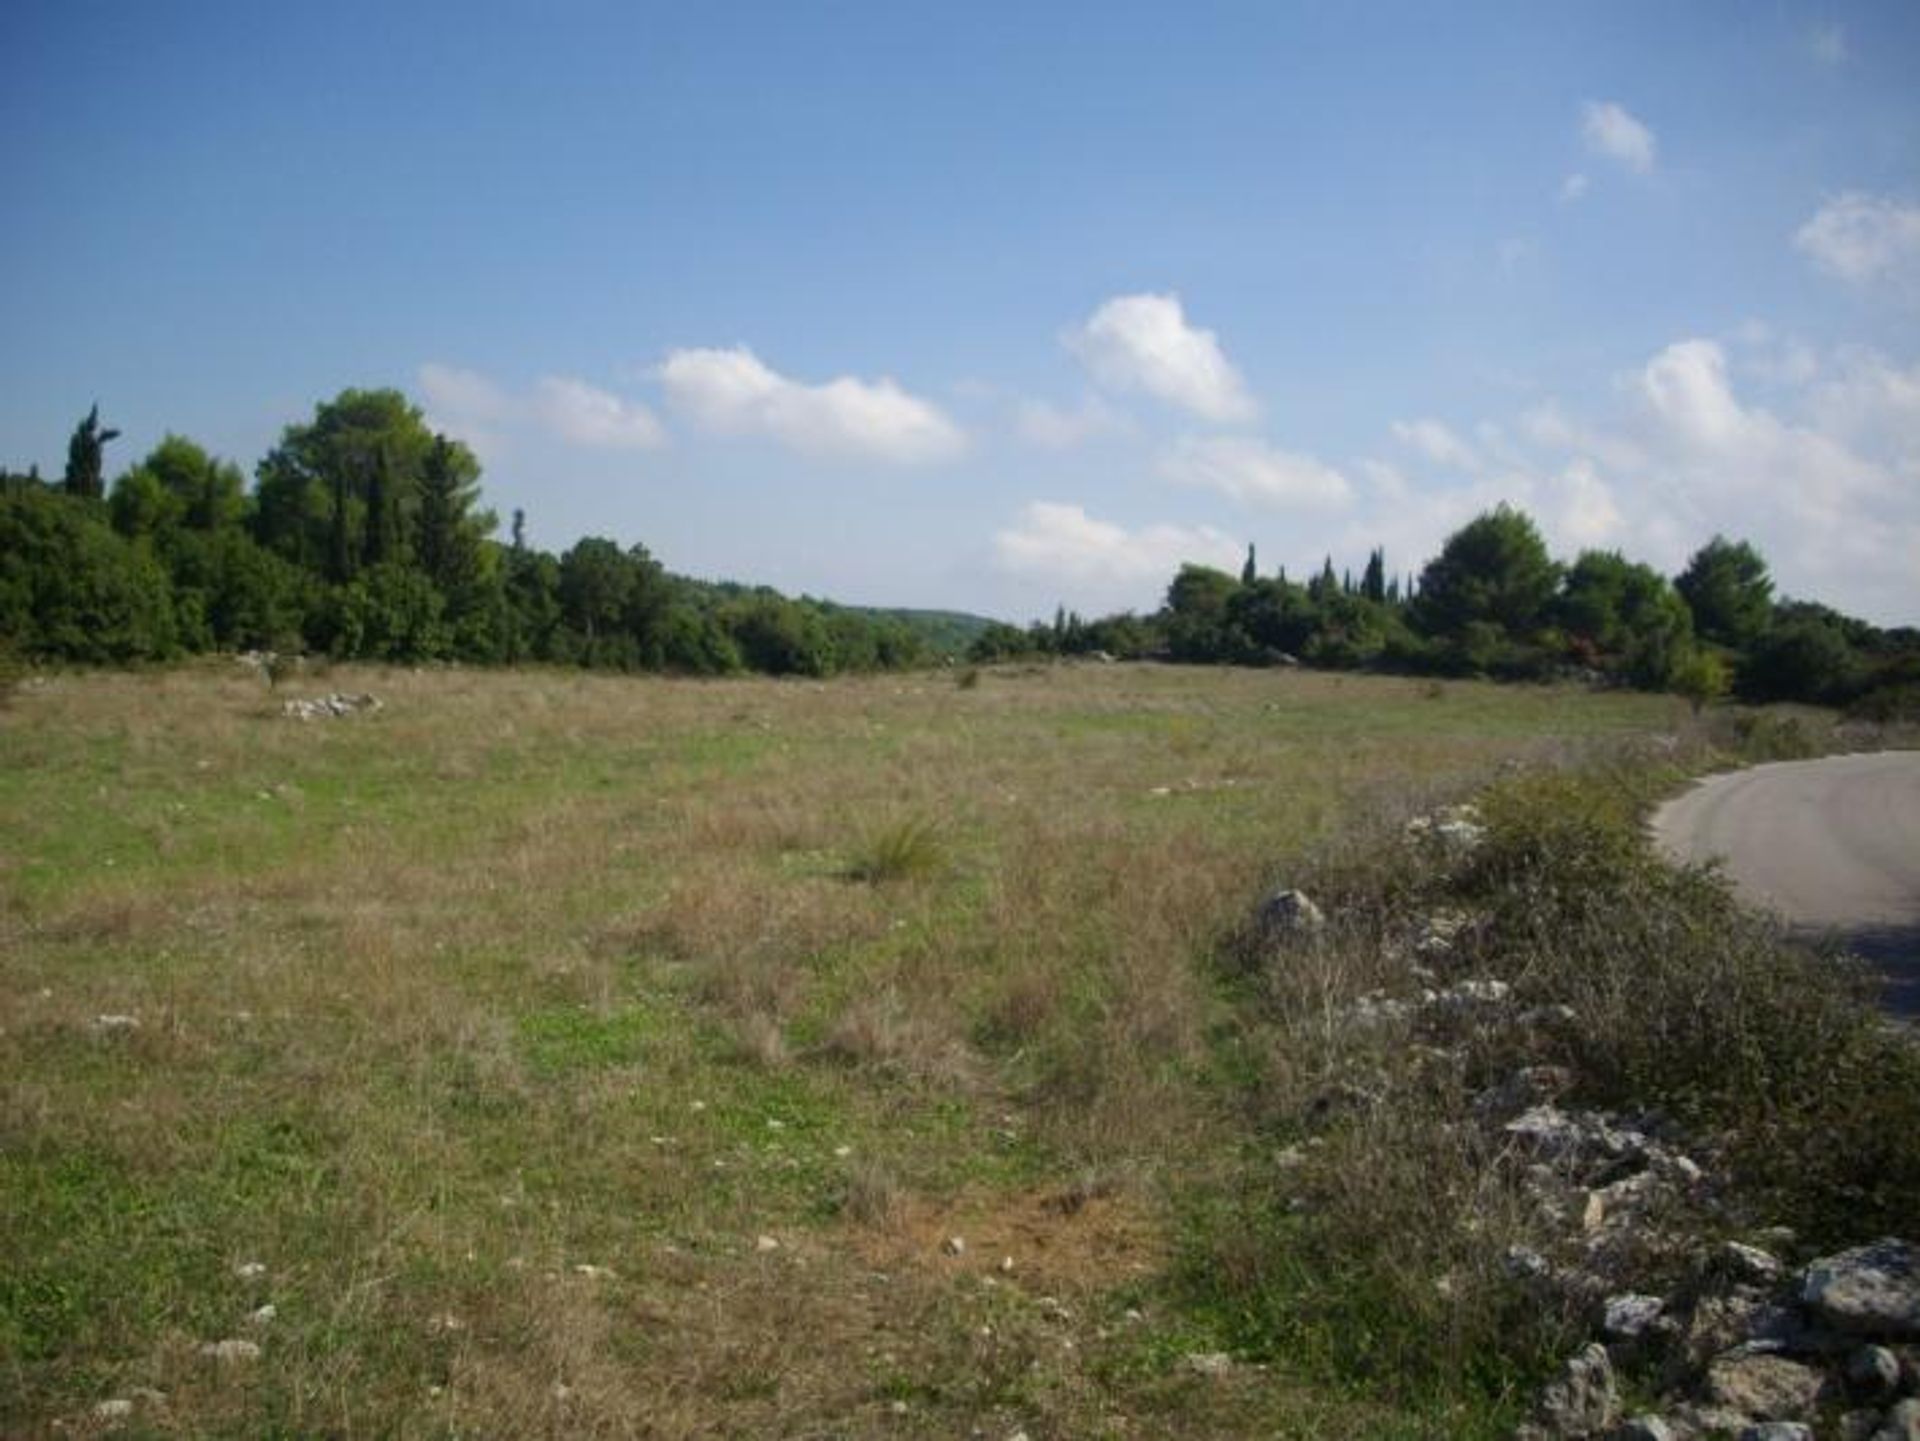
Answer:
844;815;946;884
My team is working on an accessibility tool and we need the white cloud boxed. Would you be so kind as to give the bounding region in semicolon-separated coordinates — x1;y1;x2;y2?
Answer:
420;362;510;422
1065;293;1256;422
1806;349;1920;481
1358;339;1918;623
418;363;668;460
993;501;1240;590
658;345;964;463
1793;193;1920;292
1559;172;1590;203
1548;457;1623;548
1159;435;1353;510
1810;23;1847;65
418;362;515;463
1391;418;1480;472
534;377;666;451
1581;101;1657;174
1015;395;1134;449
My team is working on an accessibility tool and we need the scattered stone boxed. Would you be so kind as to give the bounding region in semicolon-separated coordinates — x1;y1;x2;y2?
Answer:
1533;1342;1618;1436
233;1261;266;1281
246;1303;276;1327
198;1338;262;1364
92;1398;134;1421
1433;977;1511;1009
1718;1242;1785;1286
1183;1352;1233;1377
941;1235;966;1257
281;691;381;721
1405;804;1488;854
1413;908;1475;957
1847;1345;1902;1401
1612;1417;1673;1441
754;1235;780;1254
1668;1403;1761;1438
572;1264;616;1280
1603;1293;1667;1341
1473;1066;1575;1121
1255;888;1325;939
1705;1354;1826;1421
1875;1399;1920;1441
91;1014;140;1032
1737;1425;1813;1441
1803;1240;1920;1340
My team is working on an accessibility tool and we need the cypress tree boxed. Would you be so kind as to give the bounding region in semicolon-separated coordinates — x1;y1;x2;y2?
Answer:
62;404;120;501
1241;544;1257;586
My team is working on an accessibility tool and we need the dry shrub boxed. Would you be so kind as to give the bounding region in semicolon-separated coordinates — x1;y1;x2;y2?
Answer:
836;1157;905;1228
820;986;977;1090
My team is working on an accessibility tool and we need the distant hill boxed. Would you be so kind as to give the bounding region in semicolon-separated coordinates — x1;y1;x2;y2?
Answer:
839;606;997;658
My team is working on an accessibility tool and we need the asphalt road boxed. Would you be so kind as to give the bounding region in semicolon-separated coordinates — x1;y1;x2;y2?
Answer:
1651;750;1920;1016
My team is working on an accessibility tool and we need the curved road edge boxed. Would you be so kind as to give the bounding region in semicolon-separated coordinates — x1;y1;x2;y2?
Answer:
1650;750;1920;1018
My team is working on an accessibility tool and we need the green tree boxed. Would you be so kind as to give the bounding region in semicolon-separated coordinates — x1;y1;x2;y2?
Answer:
0;487;175;660
1163;564;1243;662
1558;550;1696;688
253;388;464;577
62;404;120;501
560;537;633;660
1413;505;1561;641
1675;536;1773;649
1360;547;1386;604
1740;612;1858;704
415;434;489;594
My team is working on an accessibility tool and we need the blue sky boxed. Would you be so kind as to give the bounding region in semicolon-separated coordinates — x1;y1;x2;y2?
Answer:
4;2;1918;623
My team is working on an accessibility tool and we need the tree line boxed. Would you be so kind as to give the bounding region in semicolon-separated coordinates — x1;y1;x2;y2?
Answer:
5;392;1915;713
969;506;1920;714
1;391;944;676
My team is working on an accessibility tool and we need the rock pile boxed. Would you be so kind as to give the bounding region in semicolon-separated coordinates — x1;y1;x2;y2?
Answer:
280;691;381;720
1517;1238;1920;1438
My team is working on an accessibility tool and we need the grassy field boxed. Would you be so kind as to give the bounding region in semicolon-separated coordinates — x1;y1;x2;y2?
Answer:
0;661;1683;1438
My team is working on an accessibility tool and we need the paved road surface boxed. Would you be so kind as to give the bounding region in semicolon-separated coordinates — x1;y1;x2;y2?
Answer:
1651;751;1920;1016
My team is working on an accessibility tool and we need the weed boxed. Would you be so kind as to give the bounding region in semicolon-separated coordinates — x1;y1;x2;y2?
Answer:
844;815;946;884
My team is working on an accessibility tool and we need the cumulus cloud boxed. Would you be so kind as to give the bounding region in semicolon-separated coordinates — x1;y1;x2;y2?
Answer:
418;362;666;459
1391;418;1480;472
1158;435;1352;510
420;362;510;423
1793;193;1920;292
1582;101;1657;174
534;377;667;450
1015;395;1134;449
1066;293;1256;422
1559;172;1590;203
658;346;964;463
993;501;1240;590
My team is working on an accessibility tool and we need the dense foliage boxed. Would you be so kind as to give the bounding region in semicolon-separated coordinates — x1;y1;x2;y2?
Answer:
4;395;1913;706
1;396;973;676
971;521;1917;711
